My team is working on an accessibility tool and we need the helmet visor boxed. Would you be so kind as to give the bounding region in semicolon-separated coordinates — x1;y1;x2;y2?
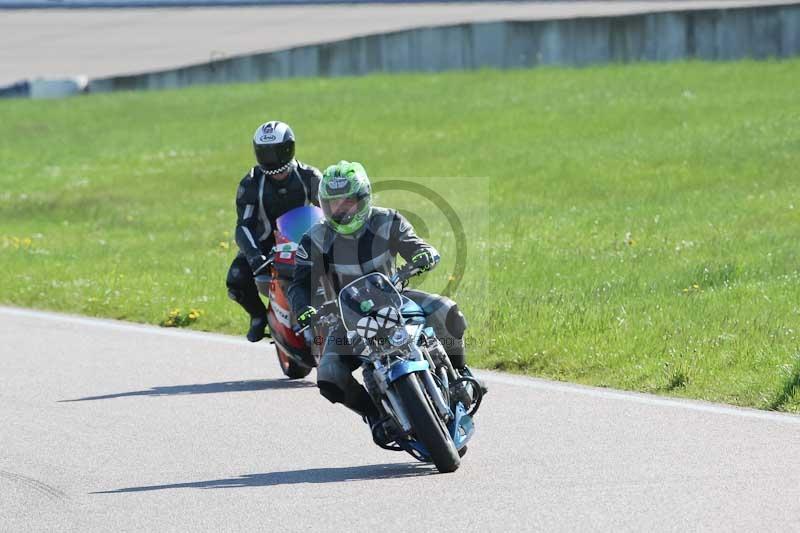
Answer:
322;197;362;224
254;140;295;171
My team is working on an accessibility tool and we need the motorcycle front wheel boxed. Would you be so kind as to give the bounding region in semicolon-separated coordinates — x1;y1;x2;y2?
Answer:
394;373;460;473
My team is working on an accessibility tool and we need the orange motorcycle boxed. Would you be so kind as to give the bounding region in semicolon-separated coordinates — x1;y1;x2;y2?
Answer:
256;205;326;379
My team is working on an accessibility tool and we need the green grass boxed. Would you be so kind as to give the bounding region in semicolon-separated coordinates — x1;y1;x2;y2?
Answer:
2;61;799;412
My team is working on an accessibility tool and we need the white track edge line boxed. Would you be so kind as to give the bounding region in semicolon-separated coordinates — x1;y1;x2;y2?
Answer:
0;305;252;347
2;305;798;424
478;370;800;424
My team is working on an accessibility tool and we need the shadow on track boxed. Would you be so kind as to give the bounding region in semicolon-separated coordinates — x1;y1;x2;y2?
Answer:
59;379;315;402
93;462;435;493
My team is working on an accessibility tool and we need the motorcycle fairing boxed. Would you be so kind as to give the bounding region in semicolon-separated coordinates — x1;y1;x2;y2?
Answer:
400;297;425;320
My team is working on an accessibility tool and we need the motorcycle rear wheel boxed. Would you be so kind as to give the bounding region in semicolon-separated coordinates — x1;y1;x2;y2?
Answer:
394;373;460;473
277;347;312;379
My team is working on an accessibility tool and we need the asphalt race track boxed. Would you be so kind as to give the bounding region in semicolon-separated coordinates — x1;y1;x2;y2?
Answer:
2;305;799;531
0;1;793;84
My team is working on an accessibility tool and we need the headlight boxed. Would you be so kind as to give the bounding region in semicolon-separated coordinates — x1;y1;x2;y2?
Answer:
356;316;380;339
389;328;409;347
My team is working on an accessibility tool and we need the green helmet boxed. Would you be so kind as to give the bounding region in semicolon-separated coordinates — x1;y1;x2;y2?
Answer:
319;161;372;234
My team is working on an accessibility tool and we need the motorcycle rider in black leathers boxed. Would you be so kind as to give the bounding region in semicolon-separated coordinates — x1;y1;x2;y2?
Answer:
226;120;321;342
287;161;483;436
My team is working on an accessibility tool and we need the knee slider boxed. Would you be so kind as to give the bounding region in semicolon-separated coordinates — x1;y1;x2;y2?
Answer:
445;304;468;339
226;260;251;288
318;381;345;404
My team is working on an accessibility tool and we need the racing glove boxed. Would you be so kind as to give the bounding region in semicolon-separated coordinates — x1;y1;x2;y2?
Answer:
296;306;318;330
411;249;439;272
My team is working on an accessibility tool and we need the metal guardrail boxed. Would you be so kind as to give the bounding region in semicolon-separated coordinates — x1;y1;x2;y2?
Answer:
88;3;800;93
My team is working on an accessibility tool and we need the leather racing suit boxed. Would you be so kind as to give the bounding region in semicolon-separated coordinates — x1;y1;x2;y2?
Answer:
287;206;468;418
226;161;321;321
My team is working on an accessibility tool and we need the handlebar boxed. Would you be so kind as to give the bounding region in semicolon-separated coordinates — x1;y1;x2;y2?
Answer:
315;300;338;318
252;255;274;276
295;300;338;334
391;263;422;287
296;265;424;334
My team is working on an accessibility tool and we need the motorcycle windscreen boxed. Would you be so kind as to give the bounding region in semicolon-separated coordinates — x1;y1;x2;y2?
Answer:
338;273;403;333
275;206;324;244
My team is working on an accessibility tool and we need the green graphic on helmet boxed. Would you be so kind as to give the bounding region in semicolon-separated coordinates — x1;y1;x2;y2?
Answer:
319;161;372;234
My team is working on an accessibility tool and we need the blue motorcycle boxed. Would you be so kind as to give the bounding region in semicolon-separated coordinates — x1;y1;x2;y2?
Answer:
309;267;483;473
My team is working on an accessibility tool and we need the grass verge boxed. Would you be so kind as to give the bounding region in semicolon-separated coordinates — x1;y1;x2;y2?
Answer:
1;60;799;411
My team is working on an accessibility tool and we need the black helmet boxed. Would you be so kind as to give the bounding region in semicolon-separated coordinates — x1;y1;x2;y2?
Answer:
252;121;295;174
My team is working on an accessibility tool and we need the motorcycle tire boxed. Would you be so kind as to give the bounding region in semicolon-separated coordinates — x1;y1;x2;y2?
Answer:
277;347;312;380
394;373;460;473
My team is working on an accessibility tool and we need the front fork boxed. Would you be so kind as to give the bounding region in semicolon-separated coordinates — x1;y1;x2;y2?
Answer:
364;361;409;433
383;371;450;433
424;336;462;401
420;369;453;421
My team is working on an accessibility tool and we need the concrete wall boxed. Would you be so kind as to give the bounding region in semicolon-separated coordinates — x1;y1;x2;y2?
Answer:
84;3;800;92
0;0;622;7
0;76;89;99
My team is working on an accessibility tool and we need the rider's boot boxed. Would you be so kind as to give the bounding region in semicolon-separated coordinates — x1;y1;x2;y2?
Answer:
365;415;393;447
461;366;488;396
450;366;487;410
344;383;393;445
230;285;270;343
247;315;269;343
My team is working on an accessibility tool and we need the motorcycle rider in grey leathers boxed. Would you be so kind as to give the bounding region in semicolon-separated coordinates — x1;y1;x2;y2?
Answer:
288;160;483;436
